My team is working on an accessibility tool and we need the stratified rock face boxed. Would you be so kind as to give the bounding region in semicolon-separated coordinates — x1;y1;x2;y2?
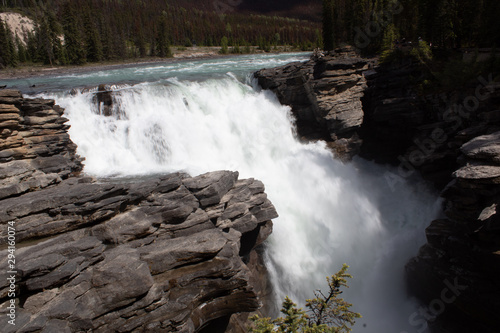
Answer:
363;60;500;331
359;62;429;163
406;131;500;333
0;89;84;202
0;91;278;332
254;47;372;159
360;62;500;189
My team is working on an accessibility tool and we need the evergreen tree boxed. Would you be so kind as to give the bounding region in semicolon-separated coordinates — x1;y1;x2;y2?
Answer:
25;31;37;63
249;264;361;333
6;25;17;67
83;8;103;62
156;15;172;58
315;28;324;49
114;28;127;60
16;36;27;63
0;19;12;67
35;19;54;65
47;11;64;64
433;0;457;48
62;3;85;65
99;13;114;60
220;36;229;54
382;23;398;51
136;25;147;58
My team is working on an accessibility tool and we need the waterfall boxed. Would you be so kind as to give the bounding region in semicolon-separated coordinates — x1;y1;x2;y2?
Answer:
42;69;440;333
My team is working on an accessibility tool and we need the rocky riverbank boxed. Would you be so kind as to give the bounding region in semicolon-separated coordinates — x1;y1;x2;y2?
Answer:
0;89;278;332
255;47;500;332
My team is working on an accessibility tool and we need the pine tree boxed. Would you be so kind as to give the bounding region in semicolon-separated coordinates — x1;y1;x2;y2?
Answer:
156;15;172;58
25;31;36;63
7;25;17;66
47;11;64;64
136;25;147;58
83;8;103;62
62;8;85;65
101;21;112;60
0;19;12;67
16;36;27;63
249;264;361;333
35;19;54;65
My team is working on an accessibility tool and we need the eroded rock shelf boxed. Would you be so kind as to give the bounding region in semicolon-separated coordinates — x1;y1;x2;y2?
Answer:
0;89;278;332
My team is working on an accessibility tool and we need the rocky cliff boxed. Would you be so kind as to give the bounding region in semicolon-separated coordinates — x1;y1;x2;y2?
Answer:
362;57;500;332
406;131;500;332
254;50;500;332
0;90;278;332
254;46;373;160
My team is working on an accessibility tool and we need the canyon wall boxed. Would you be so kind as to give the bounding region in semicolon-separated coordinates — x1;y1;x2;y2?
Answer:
255;49;500;332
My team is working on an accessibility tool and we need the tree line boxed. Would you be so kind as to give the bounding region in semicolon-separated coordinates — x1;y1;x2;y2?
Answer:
322;0;500;53
0;0;321;67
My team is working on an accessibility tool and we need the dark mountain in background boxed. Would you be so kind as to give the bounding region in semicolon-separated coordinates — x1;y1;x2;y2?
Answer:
166;0;322;21
238;0;322;21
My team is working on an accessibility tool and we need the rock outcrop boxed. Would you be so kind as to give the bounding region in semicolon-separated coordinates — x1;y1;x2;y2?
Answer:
360;56;500;331
254;46;373;159
360;60;500;188
0;91;278;332
406;131;500;332
94;84;114;116
0;89;83;198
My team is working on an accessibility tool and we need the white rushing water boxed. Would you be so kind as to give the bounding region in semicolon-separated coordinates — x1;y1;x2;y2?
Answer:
34;54;440;333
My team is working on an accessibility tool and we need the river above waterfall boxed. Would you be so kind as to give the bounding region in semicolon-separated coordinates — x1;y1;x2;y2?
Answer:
1;53;309;94
2;53;441;333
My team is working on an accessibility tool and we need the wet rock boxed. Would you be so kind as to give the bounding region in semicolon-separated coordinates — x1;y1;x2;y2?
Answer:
95;84;113;116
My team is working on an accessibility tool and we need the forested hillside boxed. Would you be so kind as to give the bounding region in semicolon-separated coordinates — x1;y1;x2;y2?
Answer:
1;0;500;68
0;0;322;67
322;0;500;53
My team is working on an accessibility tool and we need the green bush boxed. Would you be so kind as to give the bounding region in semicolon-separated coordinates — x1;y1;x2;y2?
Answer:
220;36;229;54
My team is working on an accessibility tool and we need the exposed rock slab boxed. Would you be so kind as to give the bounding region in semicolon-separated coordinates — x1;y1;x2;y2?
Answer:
254;47;372;159
0;92;279;332
461;131;500;164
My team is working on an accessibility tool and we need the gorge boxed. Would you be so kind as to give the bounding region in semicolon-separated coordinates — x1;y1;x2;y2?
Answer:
0;50;498;333
255;47;500;332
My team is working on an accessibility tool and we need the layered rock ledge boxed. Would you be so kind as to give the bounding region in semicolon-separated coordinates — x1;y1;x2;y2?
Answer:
406;131;500;332
0;90;278;332
254;46;373;160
